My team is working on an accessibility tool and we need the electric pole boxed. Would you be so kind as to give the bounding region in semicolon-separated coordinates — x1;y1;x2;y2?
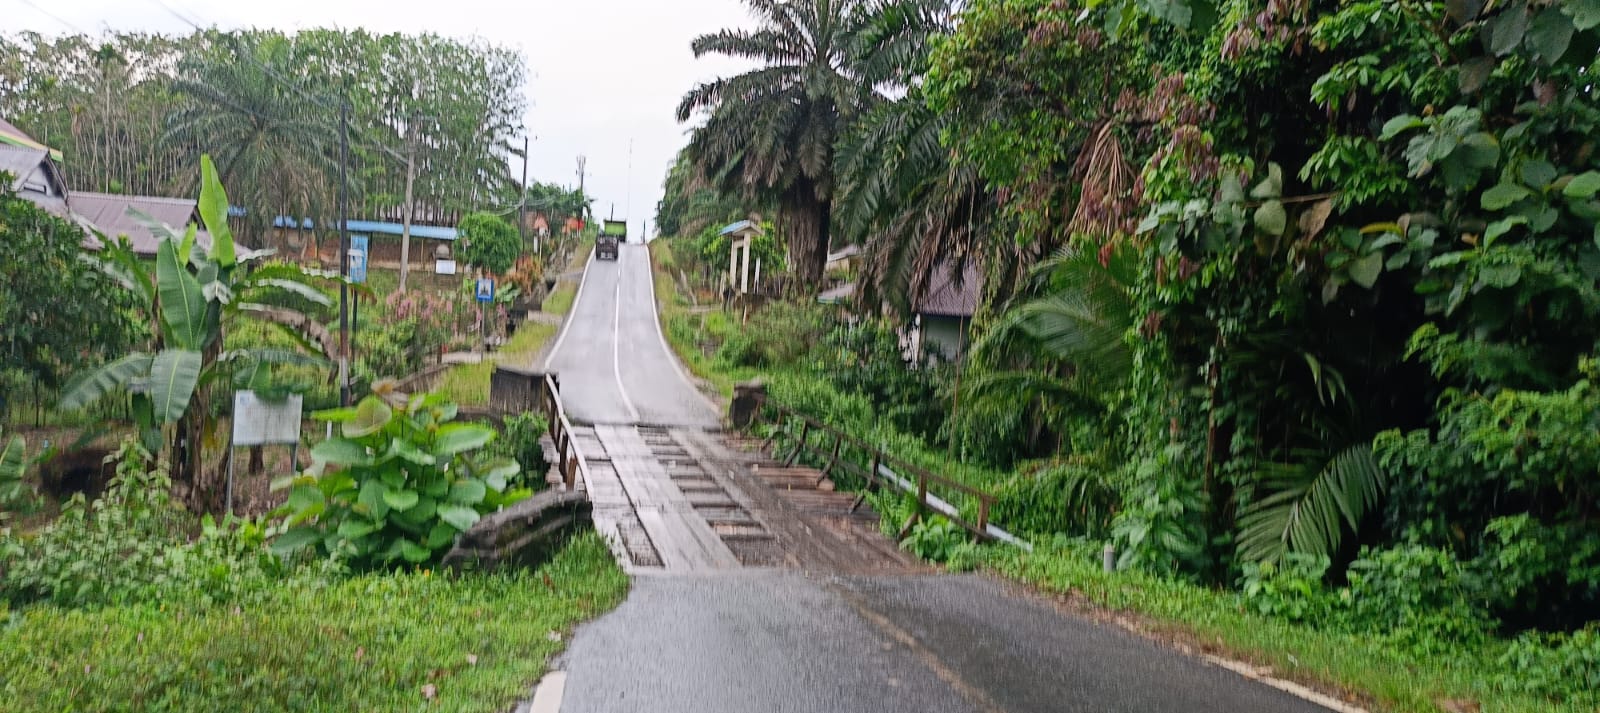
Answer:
398;116;418;292
520;135;530;251
338;100;352;407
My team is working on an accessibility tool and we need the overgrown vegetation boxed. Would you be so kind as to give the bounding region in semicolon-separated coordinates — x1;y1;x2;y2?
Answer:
667;0;1600;705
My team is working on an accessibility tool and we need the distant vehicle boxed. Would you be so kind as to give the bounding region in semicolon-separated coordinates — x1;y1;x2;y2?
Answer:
597;219;625;260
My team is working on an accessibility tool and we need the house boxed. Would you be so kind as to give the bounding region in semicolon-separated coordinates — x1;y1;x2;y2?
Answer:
71;192;210;255
3;116;213;255
0;117;69;217
908;261;980;363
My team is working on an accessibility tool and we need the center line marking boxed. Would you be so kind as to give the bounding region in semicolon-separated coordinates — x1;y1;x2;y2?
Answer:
613;275;641;423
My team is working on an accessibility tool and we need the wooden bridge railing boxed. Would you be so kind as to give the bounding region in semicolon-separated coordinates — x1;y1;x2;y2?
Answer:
750;397;1026;548
538;374;588;491
489;366;588;492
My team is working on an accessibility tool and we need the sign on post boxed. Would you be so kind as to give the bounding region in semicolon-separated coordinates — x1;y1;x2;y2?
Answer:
227;391;304;514
475;278;495;302
349;235;369;284
435;259;457;275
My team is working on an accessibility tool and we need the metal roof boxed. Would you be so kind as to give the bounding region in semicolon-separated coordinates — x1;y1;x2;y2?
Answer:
70;192;211;255
916;261;981;318
719;219;761;236
0;146;51;191
0;117;61;161
270;215;458;240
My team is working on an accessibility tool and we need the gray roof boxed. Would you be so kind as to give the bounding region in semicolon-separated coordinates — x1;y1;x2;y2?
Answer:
916;261;981;318
0;145;51;190
719;219;761;236
70;192;210;255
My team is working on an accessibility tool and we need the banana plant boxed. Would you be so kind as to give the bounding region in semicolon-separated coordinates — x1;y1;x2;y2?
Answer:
60;154;356;504
0;425;29;513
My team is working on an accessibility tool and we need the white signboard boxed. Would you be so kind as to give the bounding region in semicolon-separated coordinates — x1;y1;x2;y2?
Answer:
435;259;458;275
232;391;303;446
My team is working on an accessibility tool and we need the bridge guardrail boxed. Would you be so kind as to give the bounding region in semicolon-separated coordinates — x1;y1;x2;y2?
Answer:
749;398;1028;549
538;374;588;491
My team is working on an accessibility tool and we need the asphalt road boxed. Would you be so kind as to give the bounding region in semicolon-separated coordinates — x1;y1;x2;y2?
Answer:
545;242;1334;713
543;243;720;428
557;573;1332;713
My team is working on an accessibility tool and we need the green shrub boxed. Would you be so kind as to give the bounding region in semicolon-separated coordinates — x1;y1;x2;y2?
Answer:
1238;554;1336;624
272;391;530;570
484;413;548;491
0;425;30;513
456;212;521;275
992;459;1118;538
901;518;969;563
1496;626;1600;705
1343;544;1495;653
715;301;827;368
0;439;294;608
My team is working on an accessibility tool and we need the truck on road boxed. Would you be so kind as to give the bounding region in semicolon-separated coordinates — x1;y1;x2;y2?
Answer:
597;219;625;260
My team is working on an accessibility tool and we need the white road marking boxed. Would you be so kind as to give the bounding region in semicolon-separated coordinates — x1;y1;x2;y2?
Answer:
541;248;595;371
612;280;641;422
525;670;566;713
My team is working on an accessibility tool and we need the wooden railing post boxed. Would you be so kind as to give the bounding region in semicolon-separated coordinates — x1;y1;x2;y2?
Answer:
977;497;991;534
786;419;810;466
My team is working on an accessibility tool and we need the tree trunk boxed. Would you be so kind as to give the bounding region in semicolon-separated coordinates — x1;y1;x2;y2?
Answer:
780;183;831;288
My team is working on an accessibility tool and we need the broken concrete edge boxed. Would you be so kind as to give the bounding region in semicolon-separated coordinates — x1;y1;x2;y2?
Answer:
440;488;594;574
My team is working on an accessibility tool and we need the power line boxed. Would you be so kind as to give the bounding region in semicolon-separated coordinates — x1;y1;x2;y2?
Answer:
14;0;87;34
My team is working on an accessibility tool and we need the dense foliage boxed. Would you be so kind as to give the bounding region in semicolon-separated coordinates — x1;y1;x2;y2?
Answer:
59;156;343;506
669;0;1600;701
455;212;521;276
0;29;527;246
273;390;529;570
0;185;138;401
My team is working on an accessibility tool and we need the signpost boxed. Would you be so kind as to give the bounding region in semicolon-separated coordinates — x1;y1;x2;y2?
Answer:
227;391;304;515
475;278;495;350
348;236;369;400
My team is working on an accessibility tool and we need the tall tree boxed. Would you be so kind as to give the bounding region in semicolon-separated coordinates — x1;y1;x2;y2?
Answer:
676;0;876;286
167;32;339;248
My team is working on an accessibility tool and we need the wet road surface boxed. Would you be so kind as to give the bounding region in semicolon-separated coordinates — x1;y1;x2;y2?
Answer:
543;243;719;428
557;573;1333;713
540;241;1335;713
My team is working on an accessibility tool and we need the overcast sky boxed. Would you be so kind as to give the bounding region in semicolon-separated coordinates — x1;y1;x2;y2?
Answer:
9;0;756;239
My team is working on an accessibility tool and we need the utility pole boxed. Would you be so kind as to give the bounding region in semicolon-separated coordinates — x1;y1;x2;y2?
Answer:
520;135;530;251
575;154;587;195
398;117;418;292
338;100;352;407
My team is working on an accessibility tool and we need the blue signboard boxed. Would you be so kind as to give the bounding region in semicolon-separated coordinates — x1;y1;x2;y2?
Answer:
349;235;369;284
475;278;495;303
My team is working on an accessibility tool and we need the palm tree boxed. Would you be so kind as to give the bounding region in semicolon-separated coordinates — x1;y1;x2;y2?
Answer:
834;0;995;315
166;32;339;249
677;0;877;286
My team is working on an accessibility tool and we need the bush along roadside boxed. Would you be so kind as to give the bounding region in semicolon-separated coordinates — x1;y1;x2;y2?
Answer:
0;389;628;713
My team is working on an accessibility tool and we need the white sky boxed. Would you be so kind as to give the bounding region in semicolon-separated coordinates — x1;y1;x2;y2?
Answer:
7;0;756;239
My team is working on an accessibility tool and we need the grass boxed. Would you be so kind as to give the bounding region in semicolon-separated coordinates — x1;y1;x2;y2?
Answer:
433;243;587;406
981;543;1581;713
650;240;752;400
0;531;628;713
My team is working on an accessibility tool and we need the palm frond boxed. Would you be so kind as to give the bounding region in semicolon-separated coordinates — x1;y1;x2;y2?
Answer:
1237;444;1387;564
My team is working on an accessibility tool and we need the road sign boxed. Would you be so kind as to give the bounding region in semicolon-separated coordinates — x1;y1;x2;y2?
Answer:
349;235;369;284
475;278;495;302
